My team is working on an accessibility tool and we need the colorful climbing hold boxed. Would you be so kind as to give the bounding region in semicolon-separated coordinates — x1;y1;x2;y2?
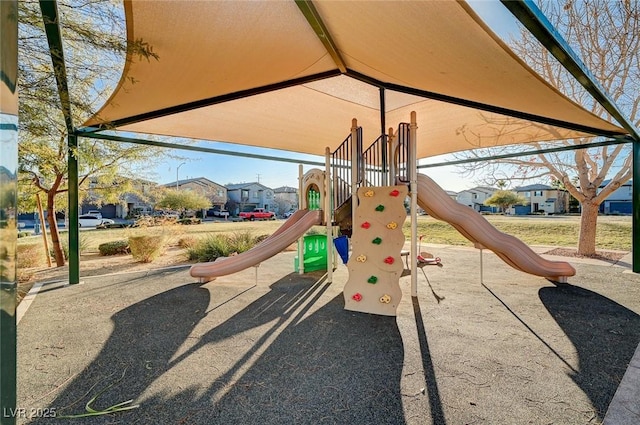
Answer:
364;189;375;197
367;276;378;284
372;237;382;245
384;256;395;264
361;221;371;229
375;204;385;212
389;189;400;197
356;254;367;263
379;294;391;304
352;293;363;302
386;222;397;230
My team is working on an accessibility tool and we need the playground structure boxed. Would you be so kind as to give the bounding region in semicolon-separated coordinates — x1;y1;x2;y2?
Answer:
189;112;575;315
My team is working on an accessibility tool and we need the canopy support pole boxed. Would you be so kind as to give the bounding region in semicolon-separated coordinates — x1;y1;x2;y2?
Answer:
634;142;640;273
40;0;79;284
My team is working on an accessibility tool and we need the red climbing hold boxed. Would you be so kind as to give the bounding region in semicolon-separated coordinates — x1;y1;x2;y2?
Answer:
384;256;395;264
352;293;363;302
389;189;400;197
361;222;371;229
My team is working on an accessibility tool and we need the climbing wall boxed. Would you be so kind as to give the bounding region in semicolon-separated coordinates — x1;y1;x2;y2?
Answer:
343;185;408;316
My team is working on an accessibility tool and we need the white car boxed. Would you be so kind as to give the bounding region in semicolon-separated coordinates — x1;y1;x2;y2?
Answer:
78;215;114;227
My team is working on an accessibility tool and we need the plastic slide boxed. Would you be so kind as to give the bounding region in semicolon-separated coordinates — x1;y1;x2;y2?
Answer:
415;174;576;282
189;209;323;281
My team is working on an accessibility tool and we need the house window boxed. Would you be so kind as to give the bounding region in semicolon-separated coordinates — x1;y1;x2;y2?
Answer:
241;189;249;199
534;190;543;196
252;191;258;198
217;190;224;197
473;193;477;199
524;192;530;197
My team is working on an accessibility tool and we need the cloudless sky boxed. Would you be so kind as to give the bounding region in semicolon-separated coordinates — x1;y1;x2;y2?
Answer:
152;1;522;193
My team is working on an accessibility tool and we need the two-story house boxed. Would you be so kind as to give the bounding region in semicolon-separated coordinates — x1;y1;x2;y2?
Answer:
165;177;228;210
513;184;568;214
273;186;298;214
226;182;275;213
456;186;496;212
599;179;632;215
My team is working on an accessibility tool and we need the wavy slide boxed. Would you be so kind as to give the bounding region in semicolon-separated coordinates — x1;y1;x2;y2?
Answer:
415;174;576;282
190;209;323;281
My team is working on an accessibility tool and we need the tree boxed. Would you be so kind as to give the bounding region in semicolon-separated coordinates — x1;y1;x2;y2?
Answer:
18;0;165;266
484;190;527;213
156;190;211;215
456;0;638;255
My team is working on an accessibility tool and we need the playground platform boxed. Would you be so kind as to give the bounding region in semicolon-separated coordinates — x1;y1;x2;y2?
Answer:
16;245;639;424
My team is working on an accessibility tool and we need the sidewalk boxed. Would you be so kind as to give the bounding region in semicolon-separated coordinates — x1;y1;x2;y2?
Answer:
16;246;640;424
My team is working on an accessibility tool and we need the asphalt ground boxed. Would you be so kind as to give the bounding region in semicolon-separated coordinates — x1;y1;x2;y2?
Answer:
15;245;640;424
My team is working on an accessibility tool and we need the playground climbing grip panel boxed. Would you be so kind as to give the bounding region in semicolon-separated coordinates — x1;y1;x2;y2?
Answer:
344;185;408;316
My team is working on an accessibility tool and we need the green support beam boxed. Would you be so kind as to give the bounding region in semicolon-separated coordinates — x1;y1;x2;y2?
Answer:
0;1;18;422
75;130;326;167
634;142;640;273
39;0;80;284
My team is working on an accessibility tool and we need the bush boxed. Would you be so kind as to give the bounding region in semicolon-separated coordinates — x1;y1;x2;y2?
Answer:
129;235;166;263
17;244;45;268
187;231;259;262
178;236;198;249
50;234;91;260
17;231;31;238
178;217;201;225
98;240;130;256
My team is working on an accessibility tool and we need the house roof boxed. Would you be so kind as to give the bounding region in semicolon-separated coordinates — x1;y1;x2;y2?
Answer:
164;177;225;189
273;186;298;193
599;179;632;188
515;184;555;191
83;1;627;161
226;182;272;191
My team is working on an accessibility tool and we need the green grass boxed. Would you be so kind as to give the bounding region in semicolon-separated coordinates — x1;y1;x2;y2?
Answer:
404;215;631;251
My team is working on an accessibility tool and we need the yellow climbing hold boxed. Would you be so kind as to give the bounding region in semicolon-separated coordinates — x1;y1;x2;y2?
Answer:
356;254;367;263
379;294;391;304
386;222;397;230
364;189;375;197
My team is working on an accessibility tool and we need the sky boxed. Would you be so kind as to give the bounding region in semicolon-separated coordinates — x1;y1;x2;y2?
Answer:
150;1;522;193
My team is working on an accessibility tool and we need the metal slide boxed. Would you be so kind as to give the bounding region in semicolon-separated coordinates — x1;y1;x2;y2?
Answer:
189;209;323;281
415;174;576;282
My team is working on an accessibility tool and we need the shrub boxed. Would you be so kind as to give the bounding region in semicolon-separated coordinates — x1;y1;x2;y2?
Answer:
17;244;45;268
178;217;201;225
178;236;198;249
17;232;31;238
50;234;91;260
98;240;130;256
187;231;259;262
129;235;165;263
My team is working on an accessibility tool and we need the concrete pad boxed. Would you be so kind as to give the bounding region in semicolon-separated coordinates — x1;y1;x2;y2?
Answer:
15;248;640;425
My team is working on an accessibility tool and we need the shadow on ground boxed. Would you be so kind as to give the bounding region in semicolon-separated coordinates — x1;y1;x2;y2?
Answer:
34;273;408;424
539;284;640;420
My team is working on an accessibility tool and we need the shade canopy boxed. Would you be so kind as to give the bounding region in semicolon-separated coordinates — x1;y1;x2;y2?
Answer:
84;0;627;159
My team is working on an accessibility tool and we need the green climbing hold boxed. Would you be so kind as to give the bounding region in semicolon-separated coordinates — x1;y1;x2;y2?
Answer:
372;237;382;245
375;204;385;212
367;276;378;284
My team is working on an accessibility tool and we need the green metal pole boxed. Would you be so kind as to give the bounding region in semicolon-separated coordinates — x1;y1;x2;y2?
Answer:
39;0;79;284
68;133;80;284
0;1;18;423
634;141;640;273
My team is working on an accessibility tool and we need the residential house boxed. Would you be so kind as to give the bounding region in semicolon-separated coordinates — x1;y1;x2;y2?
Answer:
273;186;299;214
456;186;497;212
445;190;458;201
81;177;157;219
513;184;568;215
226;182;275;213
599;179;632;215
164;177;228;210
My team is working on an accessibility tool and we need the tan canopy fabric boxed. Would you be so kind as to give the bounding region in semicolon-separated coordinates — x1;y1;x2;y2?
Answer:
84;0;627;159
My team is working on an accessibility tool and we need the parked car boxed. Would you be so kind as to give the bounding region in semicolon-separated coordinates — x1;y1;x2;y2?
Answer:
78;215;114;227
86;210;102;219
283;209;296;218
213;209;229;218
